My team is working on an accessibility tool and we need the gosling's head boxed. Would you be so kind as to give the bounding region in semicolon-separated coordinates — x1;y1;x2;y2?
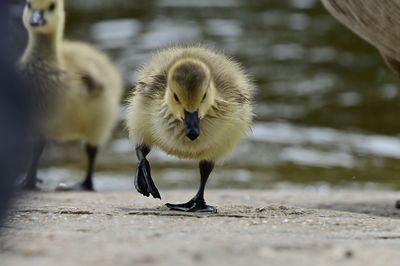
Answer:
23;0;65;35
166;57;216;141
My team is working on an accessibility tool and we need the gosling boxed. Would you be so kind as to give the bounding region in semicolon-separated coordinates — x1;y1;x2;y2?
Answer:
19;0;123;191
126;46;254;212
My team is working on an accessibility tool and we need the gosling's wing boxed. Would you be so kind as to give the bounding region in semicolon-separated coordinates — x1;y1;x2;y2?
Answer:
134;74;167;99
204;51;254;120
210;55;254;105
61;40;123;98
78;71;104;95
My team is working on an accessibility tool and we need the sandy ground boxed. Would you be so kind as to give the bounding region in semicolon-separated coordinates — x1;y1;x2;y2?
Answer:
1;189;400;266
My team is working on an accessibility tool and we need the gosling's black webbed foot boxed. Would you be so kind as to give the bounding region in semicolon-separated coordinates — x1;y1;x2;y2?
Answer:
135;158;161;199
166;200;217;213
56;182;94;192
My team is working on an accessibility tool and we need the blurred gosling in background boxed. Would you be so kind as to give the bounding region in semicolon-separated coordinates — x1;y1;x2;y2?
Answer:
19;0;123;191
126;46;254;213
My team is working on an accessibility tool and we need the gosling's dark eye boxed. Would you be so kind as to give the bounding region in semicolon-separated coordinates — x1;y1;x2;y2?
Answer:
48;3;56;11
174;93;181;103
27;2;32;9
201;93;207;103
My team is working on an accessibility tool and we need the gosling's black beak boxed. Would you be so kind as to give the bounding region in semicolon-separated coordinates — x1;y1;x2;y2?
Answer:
184;110;200;141
30;10;46;27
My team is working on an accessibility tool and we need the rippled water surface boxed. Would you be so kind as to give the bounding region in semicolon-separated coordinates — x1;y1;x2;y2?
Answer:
11;0;400;190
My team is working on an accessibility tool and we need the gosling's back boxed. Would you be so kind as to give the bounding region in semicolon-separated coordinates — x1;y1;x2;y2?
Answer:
44;41;123;145
138;46;252;102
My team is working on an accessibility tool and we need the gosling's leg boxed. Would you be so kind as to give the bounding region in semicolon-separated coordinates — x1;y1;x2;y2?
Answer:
135;144;161;199
166;161;217;213
57;144;97;191
78;144;98;191
82;144;97;190
23;139;46;190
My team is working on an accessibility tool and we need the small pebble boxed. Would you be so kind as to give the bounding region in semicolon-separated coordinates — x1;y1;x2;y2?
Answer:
256;207;265;213
344;249;354;259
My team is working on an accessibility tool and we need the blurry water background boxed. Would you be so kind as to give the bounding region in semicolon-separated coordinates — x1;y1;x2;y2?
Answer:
9;0;400;191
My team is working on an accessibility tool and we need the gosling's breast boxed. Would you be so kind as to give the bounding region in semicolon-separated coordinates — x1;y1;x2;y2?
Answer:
153;115;240;160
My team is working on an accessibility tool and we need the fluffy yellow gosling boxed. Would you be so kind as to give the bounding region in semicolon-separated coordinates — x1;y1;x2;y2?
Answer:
126;46;254;212
19;0;123;191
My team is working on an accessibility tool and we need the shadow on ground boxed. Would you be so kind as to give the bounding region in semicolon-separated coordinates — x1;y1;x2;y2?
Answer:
316;201;400;219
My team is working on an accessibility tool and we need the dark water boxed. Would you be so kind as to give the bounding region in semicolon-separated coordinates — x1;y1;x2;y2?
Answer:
12;0;400;191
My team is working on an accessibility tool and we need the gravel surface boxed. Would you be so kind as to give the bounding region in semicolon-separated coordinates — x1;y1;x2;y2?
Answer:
1;189;400;266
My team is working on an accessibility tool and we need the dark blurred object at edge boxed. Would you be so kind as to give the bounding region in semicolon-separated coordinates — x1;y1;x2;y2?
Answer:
0;1;31;223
